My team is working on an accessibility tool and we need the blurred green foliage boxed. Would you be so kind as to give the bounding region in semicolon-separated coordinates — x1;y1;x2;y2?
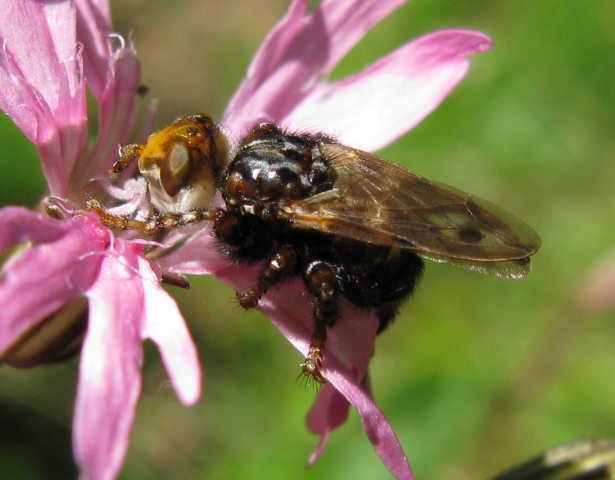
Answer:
1;0;614;479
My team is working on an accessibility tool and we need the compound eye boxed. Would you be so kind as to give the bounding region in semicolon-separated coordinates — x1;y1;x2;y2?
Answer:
160;143;193;197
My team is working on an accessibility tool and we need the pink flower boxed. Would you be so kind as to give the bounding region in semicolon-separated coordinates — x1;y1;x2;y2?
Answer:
0;0;491;479
0;1;199;479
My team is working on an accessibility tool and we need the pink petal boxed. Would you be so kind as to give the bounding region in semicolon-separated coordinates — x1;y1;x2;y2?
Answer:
74;245;145;480
223;0;407;134
75;0;113;100
325;368;415;480
73;44;141;186
0;0;87;196
80;0;111;25
306;384;350;465
285;29;493;151
74;239;202;479
0;207;108;355
308;0;408;74
250;282;412;478
307;385;351;436
71;0;142;187
299;303;412;478
156;227;232;276
140;256;201;405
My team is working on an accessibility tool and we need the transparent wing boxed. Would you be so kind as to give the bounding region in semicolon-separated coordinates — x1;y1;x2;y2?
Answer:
277;143;541;278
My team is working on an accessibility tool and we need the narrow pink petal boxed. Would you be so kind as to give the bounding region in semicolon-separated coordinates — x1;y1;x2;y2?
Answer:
256;289;411;478
140;256;201;405
73;0;142;187
223;0;407;134
74;244;145;480
285;29;493;151
326;368;415;480
75;0;113;100
0;207;108;354
305;384;350;465
301;308;412;478
81;0;111;24
74;239;201;479
157;228;231;276
313;0;408;73
74;44;141;186
0;1;79;127
0;0;87;196
307;385;350;435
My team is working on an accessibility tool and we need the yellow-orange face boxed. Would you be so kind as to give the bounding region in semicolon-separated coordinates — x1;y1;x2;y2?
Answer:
113;114;230;214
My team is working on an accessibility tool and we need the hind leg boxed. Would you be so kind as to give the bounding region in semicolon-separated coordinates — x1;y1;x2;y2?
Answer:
300;260;340;384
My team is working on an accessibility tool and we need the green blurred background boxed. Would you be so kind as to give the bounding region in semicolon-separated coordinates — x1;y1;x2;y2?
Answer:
1;0;615;478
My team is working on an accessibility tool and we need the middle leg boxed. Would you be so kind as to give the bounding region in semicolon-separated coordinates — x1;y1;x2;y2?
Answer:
236;245;299;309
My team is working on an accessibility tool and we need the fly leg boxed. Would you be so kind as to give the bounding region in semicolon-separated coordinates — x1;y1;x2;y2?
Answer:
85;199;217;234
236;245;299;309
300;260;340;384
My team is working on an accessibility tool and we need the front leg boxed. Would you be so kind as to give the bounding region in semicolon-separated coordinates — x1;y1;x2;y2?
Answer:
85;199;217;234
111;143;143;173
